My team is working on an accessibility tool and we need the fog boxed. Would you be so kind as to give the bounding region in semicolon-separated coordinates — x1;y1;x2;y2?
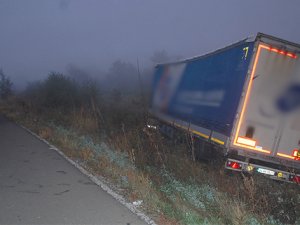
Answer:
1;0;300;89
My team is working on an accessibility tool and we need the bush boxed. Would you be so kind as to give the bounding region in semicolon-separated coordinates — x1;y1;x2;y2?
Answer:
41;72;79;111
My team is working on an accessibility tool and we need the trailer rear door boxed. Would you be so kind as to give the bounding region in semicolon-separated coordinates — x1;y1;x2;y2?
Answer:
232;42;300;162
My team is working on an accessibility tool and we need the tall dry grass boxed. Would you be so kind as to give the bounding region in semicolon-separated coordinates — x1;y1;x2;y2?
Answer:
1;84;299;225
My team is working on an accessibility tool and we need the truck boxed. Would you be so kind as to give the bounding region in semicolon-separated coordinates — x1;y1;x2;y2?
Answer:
150;33;300;184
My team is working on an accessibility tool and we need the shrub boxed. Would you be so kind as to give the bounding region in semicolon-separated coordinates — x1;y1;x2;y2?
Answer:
41;72;79;111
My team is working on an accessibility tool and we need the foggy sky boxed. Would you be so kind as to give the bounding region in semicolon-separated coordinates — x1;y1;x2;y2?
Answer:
1;0;300;88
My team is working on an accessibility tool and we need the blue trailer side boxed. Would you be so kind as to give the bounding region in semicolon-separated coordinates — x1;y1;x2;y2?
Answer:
151;40;255;144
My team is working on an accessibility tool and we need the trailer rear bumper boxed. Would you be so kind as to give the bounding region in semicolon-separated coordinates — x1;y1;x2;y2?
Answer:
225;158;300;184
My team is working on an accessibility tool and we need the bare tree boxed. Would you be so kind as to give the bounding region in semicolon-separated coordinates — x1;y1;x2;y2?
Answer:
0;69;13;99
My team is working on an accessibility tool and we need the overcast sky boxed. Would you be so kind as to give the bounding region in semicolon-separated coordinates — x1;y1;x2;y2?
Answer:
1;0;300;88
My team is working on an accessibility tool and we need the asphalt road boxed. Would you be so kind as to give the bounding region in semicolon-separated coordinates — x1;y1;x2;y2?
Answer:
0;116;147;225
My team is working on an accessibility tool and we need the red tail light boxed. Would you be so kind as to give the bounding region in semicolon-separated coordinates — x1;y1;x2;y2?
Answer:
293;149;300;160
290;175;300;184
266;46;298;59
227;161;242;169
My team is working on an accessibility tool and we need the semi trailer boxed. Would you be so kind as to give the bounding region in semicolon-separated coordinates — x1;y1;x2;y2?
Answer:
150;33;300;184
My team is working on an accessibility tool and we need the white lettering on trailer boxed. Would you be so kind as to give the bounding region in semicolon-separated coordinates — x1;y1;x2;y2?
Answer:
177;90;225;107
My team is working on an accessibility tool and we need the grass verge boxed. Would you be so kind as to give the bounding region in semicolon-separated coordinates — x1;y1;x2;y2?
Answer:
1;98;299;225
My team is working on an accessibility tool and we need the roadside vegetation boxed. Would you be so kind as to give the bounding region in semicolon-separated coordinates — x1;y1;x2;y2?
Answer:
0;67;299;225
0;69;13;100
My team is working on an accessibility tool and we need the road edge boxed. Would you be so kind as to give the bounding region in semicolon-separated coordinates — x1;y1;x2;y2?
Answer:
19;124;157;225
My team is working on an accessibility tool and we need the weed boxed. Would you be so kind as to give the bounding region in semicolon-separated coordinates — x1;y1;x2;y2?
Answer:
80;148;94;162
38;127;53;140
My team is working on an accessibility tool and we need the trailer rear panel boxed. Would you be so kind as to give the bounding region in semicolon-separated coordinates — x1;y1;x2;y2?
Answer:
231;37;300;167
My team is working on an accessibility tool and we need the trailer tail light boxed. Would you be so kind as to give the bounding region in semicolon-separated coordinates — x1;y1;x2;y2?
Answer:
237;137;256;147
279;50;286;55
270;48;279;53
227;161;242;170
289;175;300;184
286;52;297;58
293;149;300;160
294;176;300;184
265;46;297;59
